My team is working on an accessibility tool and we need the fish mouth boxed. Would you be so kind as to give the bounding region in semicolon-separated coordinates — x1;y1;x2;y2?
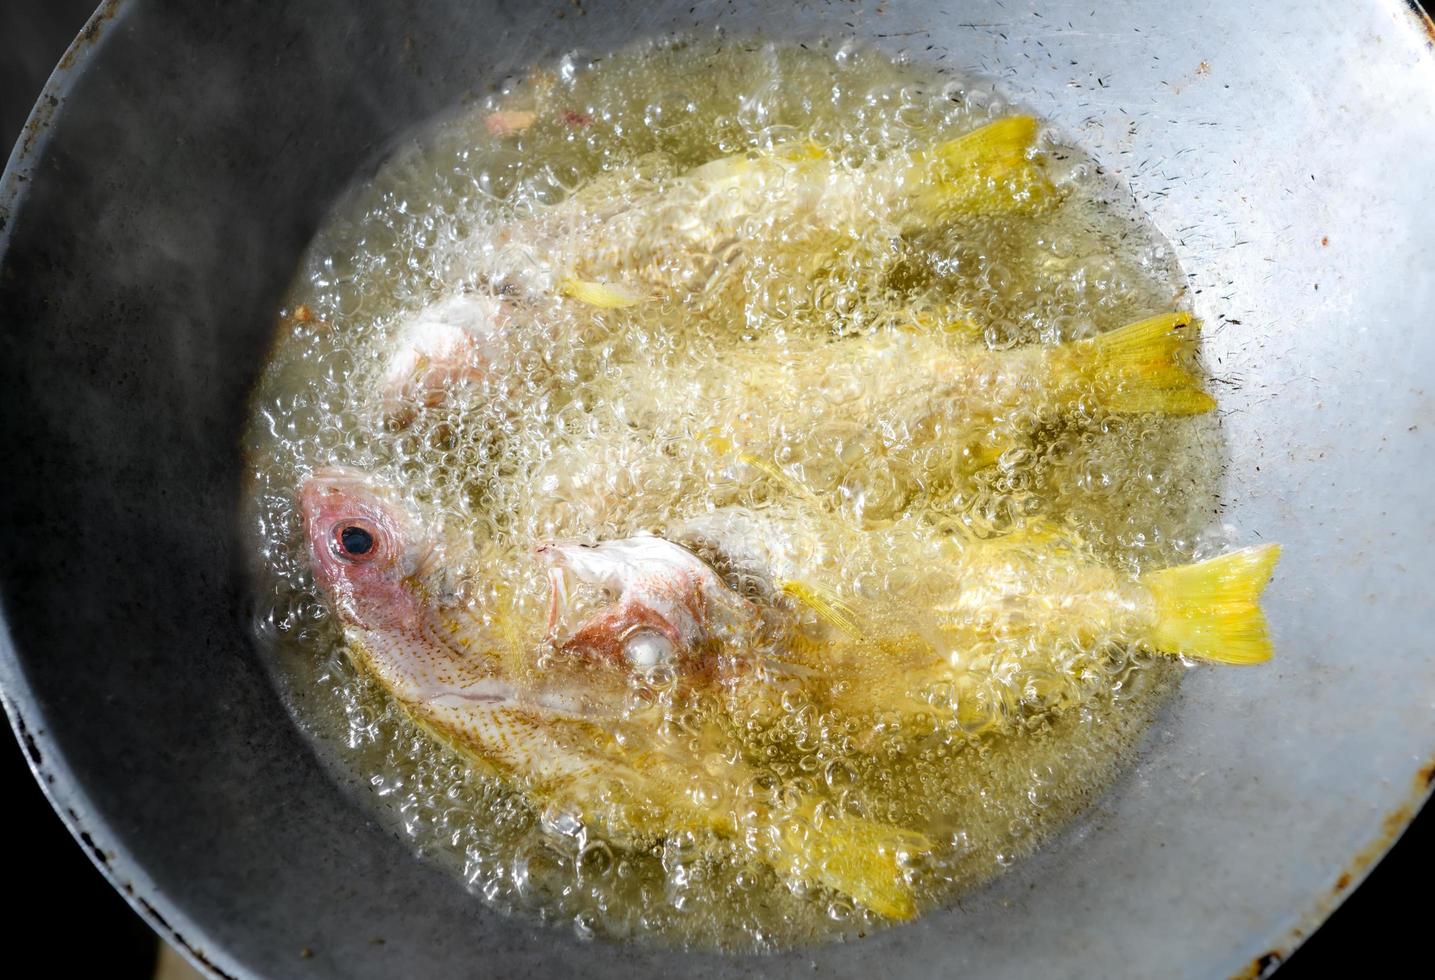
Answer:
533;540;612;637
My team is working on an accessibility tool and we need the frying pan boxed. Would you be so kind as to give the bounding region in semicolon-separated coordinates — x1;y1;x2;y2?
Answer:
3;1;1434;977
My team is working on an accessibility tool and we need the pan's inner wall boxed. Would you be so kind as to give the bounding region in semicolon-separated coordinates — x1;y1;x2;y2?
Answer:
2;2;1434;979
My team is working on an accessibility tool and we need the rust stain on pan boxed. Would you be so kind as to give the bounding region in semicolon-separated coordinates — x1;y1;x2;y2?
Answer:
1229;950;1283;980
57;0;124;71
1406;0;1435;48
1326;757;1435;903
12;0;126;169
1228;757;1435;978
138;898;239;980
16;95;60;161
12;710;43;767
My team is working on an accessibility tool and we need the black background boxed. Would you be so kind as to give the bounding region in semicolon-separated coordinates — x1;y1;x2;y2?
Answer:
1;2;1429;975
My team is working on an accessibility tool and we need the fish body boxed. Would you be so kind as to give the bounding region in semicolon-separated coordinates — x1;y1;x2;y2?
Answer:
471;116;1054;314
672;505;1279;724
559;311;1212;527
299;469;930;918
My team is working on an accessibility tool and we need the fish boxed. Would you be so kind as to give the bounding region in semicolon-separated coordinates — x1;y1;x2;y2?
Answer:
566;310;1212;526
381;117;1057;422
471;115;1056;313
378;294;520;424
670;505;1280;727
376;287;616;428
535;534;761;670
299;467;933;919
387;304;1215;529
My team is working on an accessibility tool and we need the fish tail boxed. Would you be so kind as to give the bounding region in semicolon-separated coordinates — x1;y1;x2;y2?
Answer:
906;115;1056;222
1140;544;1282;664
1064;311;1218;415
772;808;931;920
965;437;1010;470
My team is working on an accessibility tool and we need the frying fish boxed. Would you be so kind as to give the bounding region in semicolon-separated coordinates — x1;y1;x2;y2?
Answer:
475;115;1056;313
671;505;1279;726
299;467;932;919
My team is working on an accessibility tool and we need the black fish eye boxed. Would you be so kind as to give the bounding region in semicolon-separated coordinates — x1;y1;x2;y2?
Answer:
331;520;379;562
341;525;374;555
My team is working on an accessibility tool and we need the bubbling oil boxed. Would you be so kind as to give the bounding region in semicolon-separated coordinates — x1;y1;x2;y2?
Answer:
244;38;1225;950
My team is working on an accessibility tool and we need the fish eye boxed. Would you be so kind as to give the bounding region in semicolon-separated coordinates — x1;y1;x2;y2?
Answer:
331;519;379;563
623;631;675;668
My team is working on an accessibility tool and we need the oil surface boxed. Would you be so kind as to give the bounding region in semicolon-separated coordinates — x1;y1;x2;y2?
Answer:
244;38;1225;950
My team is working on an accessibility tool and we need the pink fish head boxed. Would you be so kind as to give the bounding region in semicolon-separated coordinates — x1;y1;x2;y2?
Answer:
299;467;428;631
534;535;758;670
300;467;517;707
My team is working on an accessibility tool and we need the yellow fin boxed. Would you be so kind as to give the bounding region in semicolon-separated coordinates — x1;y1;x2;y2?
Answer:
773;139;828;163
734;448;831;511
559;277;650;308
1067;311;1218;415
488;583;533;687
896;306;982;341
689;140;827;186
983;518;1069;552
774;809;931;920
699;432;817;504
965;438;1009;470
781;580;865;640
1141;544;1281;664
699;430;734;455
929;115;1040;169
907;115;1056;222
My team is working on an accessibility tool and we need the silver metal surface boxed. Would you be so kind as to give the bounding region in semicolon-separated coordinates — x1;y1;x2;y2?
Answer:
2;1;1433;977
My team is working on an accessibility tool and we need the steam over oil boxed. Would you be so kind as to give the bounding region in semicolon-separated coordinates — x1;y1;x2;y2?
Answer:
245;39;1242;950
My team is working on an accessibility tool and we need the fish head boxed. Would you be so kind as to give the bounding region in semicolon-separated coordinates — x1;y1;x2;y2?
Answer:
382;294;513;422
300;466;517;705
534;535;758;670
534;538;642;596
299;466;433;632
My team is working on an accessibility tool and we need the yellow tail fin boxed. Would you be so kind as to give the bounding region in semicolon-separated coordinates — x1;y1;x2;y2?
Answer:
772;808;932;920
906;115;1056;222
1141;544;1281;664
1067;311;1218;415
